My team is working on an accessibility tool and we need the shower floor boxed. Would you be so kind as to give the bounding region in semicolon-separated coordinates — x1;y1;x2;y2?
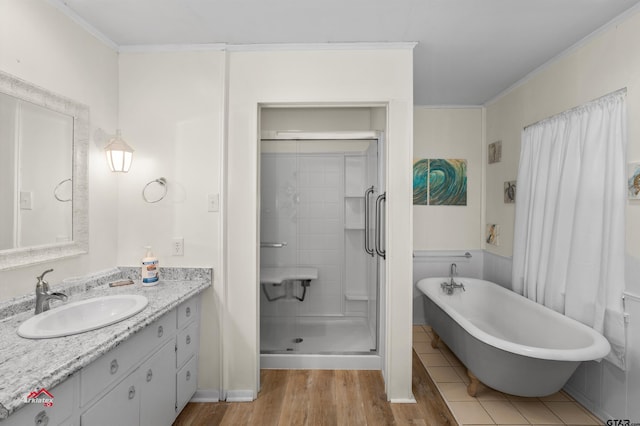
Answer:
261;316;375;354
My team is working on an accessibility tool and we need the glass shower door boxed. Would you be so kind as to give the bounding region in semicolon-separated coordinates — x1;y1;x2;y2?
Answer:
259;152;301;352
260;136;381;356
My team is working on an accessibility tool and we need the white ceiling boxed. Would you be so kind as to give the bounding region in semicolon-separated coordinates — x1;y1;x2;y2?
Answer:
54;0;640;105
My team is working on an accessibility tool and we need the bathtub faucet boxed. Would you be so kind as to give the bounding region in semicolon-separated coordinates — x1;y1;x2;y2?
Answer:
441;263;465;295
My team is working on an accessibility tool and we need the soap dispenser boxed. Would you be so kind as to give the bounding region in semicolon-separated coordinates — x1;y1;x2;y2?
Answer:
141;246;159;286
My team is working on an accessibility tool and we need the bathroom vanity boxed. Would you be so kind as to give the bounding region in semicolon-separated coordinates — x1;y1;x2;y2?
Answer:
0;268;210;426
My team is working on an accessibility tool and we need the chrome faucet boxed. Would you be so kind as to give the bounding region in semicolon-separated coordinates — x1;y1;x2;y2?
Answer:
34;269;67;314
441;263;465;295
450;263;457;285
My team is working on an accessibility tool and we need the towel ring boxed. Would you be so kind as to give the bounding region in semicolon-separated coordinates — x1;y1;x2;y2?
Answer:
142;177;167;203
54;178;72;202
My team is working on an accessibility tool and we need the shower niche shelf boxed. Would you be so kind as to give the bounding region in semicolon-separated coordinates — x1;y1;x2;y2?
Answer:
344;196;365;229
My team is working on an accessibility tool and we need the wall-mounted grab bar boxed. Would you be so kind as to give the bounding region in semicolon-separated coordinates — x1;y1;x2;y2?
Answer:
375;192;386;259
260;242;288;248
364;186;375;257
413;251;472;259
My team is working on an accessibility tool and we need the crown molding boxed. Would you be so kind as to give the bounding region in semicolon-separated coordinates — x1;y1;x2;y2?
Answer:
118;43;227;53
414;104;483;109
45;0;118;50
225;42;418;52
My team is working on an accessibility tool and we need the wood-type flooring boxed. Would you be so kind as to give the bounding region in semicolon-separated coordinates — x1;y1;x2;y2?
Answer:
173;350;455;425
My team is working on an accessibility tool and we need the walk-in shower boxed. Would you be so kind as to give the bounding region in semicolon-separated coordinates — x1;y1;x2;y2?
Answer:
259;112;386;369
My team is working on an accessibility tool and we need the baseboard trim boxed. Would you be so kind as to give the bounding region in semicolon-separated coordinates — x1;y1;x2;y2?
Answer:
390;397;417;403
225;389;255;402
190;389;220;402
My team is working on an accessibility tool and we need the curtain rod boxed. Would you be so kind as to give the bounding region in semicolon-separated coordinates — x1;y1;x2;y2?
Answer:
523;87;627;131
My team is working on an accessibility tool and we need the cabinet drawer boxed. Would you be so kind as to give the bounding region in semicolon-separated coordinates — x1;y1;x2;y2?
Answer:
177;298;198;328
0;374;77;426
137;309;177;351
176;355;197;414
80;310;176;406
81;371;140;426
176;320;198;368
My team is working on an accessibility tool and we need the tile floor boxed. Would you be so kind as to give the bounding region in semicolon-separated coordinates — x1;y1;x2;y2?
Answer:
413;325;603;426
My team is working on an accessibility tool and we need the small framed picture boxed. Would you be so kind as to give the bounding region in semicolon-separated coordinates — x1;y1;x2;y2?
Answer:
488;141;502;164
486;224;500;246
628;163;640;199
504;180;516;203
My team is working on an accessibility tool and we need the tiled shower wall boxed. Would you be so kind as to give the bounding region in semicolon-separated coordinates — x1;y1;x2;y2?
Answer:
261;154;345;316
260;151;373;319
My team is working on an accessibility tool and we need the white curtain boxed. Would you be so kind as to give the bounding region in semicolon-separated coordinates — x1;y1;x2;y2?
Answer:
512;90;627;369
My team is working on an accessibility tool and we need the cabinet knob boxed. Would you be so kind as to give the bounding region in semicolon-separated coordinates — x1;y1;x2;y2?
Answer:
186;334;191;345
146;368;153;382
110;359;119;375
128;386;136;400
186;370;191;381
34;410;49;426
186;306;191;317
157;325;163;338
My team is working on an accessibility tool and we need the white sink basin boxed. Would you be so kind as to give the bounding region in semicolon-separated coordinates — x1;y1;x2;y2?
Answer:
17;295;148;339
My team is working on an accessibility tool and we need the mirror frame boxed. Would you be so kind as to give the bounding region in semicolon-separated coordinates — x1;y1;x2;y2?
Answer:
0;70;89;270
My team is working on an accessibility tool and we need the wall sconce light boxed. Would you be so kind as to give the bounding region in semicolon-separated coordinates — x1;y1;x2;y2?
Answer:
104;129;134;172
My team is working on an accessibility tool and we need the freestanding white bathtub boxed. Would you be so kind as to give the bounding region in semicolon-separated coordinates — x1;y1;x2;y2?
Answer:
417;277;611;397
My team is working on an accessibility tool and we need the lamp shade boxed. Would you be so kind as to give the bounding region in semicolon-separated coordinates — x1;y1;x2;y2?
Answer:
104;129;134;172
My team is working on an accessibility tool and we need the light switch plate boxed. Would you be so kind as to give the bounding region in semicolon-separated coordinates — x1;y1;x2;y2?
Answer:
207;193;219;212
20;191;33;210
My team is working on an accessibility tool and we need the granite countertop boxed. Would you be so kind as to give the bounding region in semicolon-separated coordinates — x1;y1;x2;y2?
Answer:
0;267;212;419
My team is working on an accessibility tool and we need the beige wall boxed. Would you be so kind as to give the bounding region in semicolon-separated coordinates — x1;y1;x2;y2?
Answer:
117;50;226;391
486;9;640;264
0;0;119;298
413;107;483;250
226;48;415;400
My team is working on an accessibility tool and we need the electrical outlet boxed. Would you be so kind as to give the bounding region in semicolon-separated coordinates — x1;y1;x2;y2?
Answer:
172;238;184;256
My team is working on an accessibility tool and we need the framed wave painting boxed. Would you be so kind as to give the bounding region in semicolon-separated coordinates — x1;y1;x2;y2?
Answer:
413;158;467;206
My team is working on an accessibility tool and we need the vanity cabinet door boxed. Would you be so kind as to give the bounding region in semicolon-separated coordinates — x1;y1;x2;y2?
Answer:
0;374;77;426
80;372;140;426
140;340;176;426
176;355;198;414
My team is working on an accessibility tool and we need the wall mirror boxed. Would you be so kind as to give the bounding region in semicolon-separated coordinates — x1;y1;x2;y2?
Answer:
0;70;89;270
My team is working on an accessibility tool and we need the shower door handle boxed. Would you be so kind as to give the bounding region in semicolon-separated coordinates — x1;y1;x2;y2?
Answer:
260;242;288;248
364;186;375;256
375;192;386;259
